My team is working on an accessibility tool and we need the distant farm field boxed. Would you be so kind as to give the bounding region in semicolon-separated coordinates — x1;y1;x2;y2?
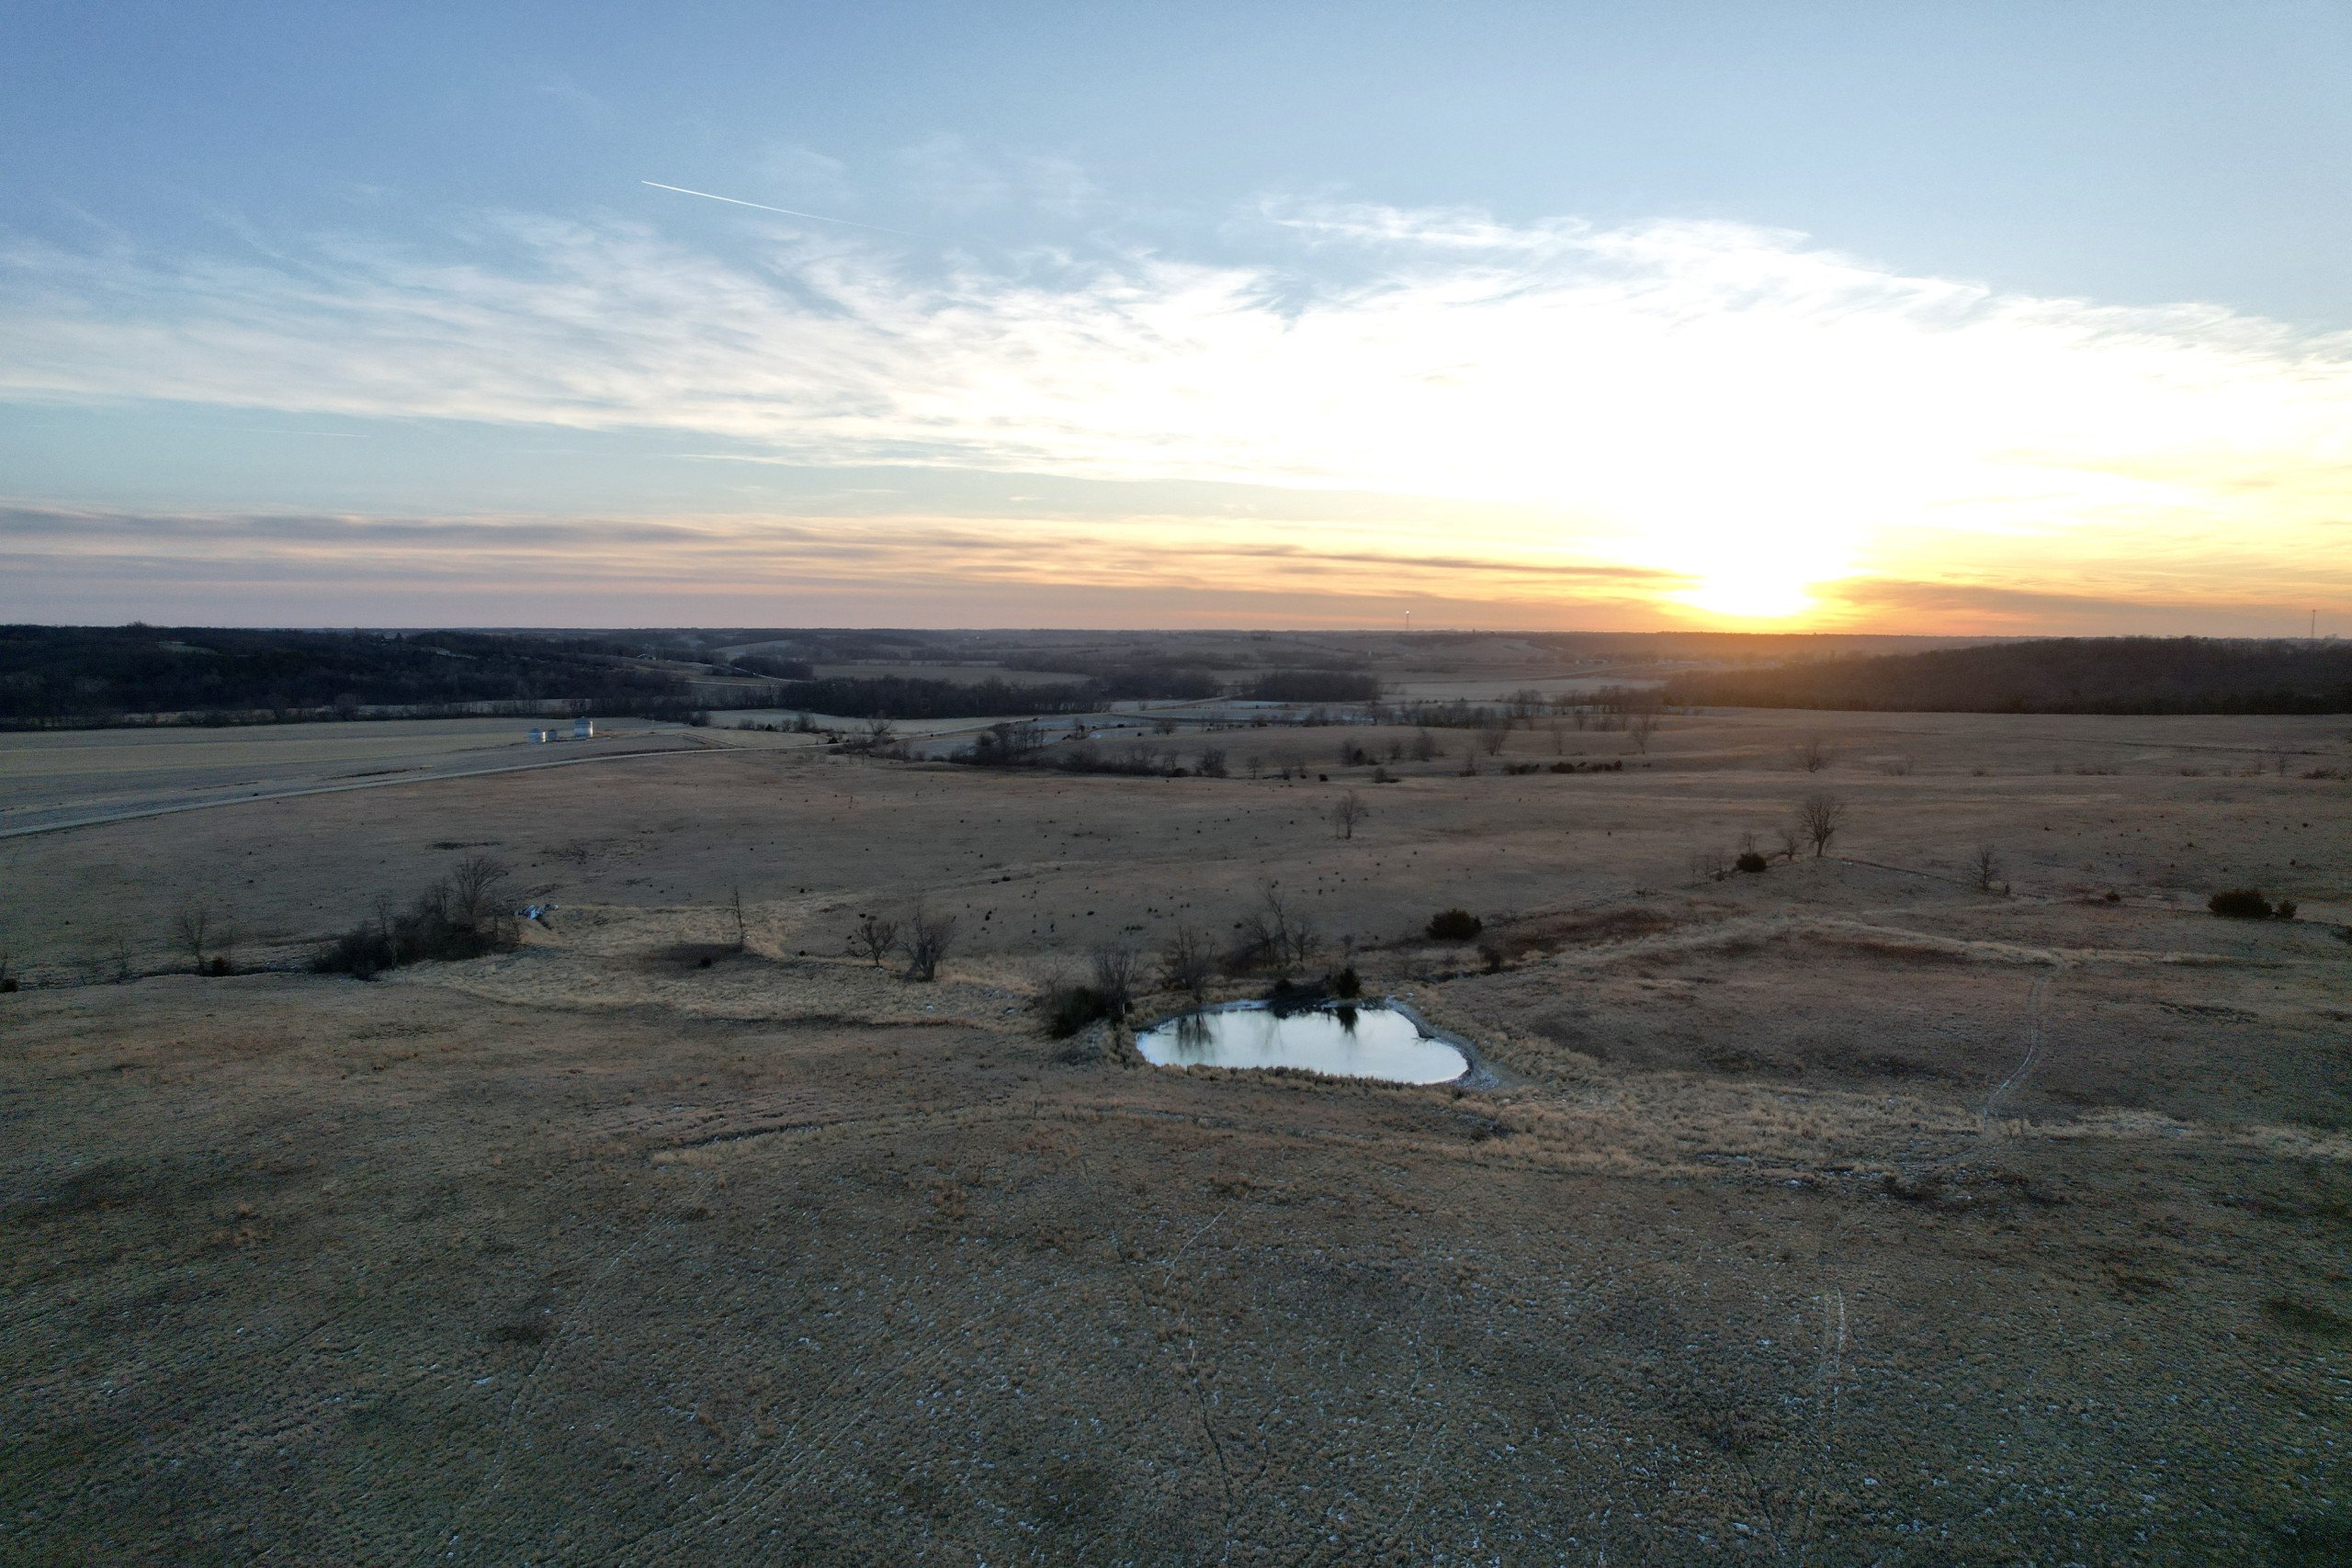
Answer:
0;717;701;836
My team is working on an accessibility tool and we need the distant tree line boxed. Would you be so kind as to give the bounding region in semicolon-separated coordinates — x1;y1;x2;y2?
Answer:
0;626;687;728
764;676;1100;719
1662;638;2352;716
1245;671;1383;704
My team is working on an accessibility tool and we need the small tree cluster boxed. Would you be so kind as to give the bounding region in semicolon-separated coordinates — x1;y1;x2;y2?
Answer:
1233;885;1320;975
843;897;960;980
312;856;519;978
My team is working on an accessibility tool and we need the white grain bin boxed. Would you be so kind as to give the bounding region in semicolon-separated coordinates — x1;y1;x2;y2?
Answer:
573;716;595;740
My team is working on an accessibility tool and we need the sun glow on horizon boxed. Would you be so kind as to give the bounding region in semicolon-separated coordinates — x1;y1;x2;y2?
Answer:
3;200;2349;631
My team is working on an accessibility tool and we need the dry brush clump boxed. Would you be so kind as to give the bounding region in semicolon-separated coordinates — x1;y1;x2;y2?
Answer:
2209;887;2296;920
1426;908;1484;942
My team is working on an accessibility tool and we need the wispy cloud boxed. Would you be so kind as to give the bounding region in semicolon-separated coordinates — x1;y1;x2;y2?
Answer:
3;198;2348;624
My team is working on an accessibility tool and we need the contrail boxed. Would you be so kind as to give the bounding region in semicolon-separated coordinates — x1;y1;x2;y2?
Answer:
639;180;913;236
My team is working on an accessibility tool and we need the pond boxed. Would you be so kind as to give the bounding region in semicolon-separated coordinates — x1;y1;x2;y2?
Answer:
1135;1002;1469;1085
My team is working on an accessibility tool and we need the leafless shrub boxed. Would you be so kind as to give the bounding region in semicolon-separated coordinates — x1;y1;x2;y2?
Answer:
865;716;898;745
847;913;900;967
1088;944;1145;1021
728;885;747;951
903;897;957;982
1331;790;1369;840
1795;792;1849;857
105;931;132;984
170;901;213;973
1793;735;1831;773
1689;846;1731;883
0;942;17;992
1409;728;1438;761
1627;710;1659;754
1159;924;1215;1004
1195;747;1228;778
1479;718;1510;756
1774;824;1804;862
1972;844;2004;892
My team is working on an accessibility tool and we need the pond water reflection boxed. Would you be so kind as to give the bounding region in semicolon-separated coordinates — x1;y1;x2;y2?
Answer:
1136;1003;1468;1085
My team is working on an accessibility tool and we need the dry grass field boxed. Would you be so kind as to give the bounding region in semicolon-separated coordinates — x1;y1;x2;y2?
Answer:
3;705;2348;1563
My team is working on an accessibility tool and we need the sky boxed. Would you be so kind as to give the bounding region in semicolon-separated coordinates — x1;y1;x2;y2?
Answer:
3;1;2349;633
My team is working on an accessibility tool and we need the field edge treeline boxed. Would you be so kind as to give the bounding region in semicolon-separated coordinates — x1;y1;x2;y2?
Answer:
1664;637;2352;716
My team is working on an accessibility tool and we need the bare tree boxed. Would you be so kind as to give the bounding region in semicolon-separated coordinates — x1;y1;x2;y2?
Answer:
1774;824;1804;863
1195;747;1228;778
1972;844;2004;893
1245;753;1264;780
1549;717;1568;755
1480;717;1510;756
1237;884;1319;976
1159;924;1215;1004
1409;728;1439;761
170;901;212;973
728;885;747;951
447;854;511;931
903;897;958;982
1331;790;1369;840
1795;792;1849;858
1627;710;1660;754
847;912;899;967
1793;736;1831;773
865;715;898;746
1089;943;1145;1021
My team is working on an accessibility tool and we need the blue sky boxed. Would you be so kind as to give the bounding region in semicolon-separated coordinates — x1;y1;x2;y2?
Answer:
5;2;2349;628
